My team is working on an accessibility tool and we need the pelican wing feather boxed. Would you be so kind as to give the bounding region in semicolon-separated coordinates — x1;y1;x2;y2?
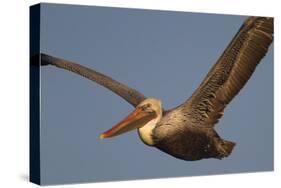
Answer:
177;16;273;127
39;54;146;107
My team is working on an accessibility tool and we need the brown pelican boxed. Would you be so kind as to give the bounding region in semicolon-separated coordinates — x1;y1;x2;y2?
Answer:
35;16;273;161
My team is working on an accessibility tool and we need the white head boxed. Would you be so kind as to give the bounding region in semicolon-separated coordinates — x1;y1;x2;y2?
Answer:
137;98;162;145
100;98;163;145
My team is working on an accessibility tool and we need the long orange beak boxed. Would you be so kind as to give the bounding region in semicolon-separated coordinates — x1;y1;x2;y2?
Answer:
100;108;157;139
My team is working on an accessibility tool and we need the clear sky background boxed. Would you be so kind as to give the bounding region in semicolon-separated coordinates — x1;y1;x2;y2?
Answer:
39;3;273;185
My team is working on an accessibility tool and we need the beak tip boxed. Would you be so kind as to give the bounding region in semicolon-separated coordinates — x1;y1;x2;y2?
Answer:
99;133;106;139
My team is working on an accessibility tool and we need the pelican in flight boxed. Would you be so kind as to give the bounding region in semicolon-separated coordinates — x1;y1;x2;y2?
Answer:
34;17;273;161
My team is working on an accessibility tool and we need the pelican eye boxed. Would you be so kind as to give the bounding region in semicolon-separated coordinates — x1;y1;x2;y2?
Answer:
140;104;154;113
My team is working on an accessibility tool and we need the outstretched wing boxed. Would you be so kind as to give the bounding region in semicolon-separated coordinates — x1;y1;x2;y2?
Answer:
176;16;273;127
39;53;146;107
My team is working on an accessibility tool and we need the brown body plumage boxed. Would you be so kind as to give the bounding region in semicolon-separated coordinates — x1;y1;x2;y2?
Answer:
34;17;273;161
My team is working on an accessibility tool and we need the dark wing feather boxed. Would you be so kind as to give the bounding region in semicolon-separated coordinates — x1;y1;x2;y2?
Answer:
177;16;273;127
39;53;146;107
